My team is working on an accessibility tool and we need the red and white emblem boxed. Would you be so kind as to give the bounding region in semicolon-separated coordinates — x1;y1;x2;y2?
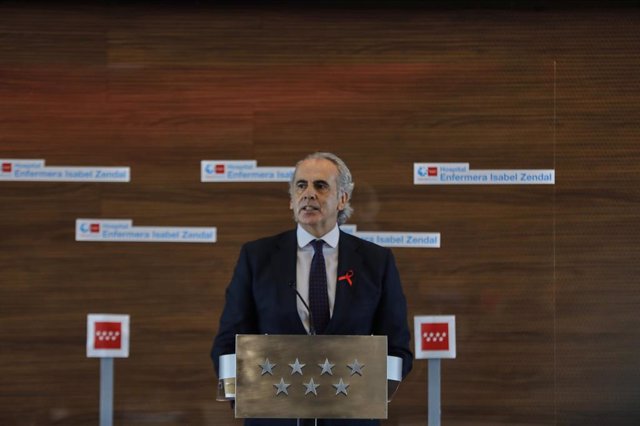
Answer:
94;322;122;349
414;315;456;359
87;314;130;358
421;322;449;351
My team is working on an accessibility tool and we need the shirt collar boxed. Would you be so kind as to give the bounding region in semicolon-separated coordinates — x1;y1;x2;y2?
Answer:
297;224;340;249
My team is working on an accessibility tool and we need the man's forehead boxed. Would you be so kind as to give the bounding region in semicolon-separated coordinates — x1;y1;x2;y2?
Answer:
294;158;339;182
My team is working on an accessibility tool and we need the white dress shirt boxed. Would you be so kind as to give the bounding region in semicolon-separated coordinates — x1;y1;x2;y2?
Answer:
295;224;340;334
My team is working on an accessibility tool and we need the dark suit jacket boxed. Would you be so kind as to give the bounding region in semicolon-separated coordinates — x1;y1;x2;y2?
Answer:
211;229;413;426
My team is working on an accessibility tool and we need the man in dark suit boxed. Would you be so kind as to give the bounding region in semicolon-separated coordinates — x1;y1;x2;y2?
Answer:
211;152;413;426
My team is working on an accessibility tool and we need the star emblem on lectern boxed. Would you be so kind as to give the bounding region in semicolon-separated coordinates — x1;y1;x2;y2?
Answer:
274;378;291;395
259;358;276;375
318;358;335;375
332;378;349;396
303;378;320;396
289;358;306;375
347;359;365;376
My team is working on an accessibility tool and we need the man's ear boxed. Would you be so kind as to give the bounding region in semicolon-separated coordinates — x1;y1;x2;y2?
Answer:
338;192;348;210
289;199;294;210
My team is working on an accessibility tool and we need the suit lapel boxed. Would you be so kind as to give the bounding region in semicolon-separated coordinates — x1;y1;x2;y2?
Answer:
271;230;307;334
326;231;363;334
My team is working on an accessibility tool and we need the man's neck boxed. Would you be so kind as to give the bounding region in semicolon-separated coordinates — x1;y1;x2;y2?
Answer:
297;224;340;248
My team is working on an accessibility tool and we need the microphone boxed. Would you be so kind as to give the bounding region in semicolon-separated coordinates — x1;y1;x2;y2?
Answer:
288;281;316;336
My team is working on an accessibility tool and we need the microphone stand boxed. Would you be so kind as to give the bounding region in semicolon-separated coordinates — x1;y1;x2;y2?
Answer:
289;282;319;426
288;281;316;336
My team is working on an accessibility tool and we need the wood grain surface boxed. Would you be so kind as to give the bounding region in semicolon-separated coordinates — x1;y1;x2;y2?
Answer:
1;4;639;425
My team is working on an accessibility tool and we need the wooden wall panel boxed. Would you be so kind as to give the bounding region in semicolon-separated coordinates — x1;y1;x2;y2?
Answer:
1;4;639;425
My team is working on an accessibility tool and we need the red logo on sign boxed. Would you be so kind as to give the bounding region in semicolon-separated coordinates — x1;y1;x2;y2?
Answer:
94;322;122;349
428;167;438;177
90;224;100;233
215;164;225;174
421;323;449;351
2;163;11;173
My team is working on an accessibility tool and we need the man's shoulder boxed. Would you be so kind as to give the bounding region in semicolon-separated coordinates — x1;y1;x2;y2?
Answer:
243;229;296;252
340;229;390;256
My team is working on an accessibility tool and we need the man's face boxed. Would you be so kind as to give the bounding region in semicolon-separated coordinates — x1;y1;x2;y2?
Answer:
290;158;347;238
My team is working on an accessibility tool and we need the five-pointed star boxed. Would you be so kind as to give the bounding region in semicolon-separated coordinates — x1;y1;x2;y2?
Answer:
318;358;335;376
289;358;306;375
303;378;320;396
347;359;365;376
259;358;276;376
332;378;349;396
274;378;291;395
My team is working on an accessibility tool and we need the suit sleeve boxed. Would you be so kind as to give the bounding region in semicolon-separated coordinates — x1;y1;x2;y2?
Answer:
210;244;258;377
373;249;414;379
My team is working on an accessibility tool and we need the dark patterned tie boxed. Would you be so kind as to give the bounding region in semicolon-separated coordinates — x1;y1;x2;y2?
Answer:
309;239;330;334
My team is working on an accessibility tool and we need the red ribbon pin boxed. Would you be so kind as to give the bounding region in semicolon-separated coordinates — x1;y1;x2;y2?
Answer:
338;270;354;286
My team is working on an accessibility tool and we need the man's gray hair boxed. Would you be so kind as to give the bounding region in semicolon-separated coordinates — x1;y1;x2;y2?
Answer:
290;152;354;225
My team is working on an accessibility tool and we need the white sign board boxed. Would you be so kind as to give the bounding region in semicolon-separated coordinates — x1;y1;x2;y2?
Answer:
414;315;456;359
414;162;554;185
201;160;293;182
340;224;440;248
0;159;129;182
87;314;130;358
76;219;216;243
